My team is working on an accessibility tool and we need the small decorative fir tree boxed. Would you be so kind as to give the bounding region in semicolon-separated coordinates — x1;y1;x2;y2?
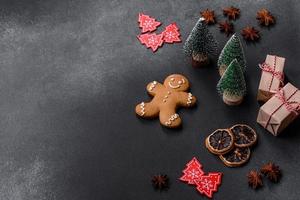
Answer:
217;59;246;105
218;33;246;76
184;17;218;67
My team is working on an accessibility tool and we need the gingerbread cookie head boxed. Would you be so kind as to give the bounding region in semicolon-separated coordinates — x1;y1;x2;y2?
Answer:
163;74;190;92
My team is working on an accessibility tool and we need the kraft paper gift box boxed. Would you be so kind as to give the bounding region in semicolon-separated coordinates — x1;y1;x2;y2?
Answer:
257;55;285;102
257;83;300;136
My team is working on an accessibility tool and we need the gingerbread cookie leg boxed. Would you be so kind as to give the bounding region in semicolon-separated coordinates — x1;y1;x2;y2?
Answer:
159;108;182;128
135;102;159;118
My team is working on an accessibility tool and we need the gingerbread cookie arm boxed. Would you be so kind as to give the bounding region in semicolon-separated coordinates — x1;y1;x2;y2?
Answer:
146;81;163;96
135;101;159;118
159;107;182;128
177;92;197;107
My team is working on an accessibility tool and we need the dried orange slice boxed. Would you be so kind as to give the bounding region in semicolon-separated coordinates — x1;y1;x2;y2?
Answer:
205;129;234;155
219;147;251;167
230;124;257;147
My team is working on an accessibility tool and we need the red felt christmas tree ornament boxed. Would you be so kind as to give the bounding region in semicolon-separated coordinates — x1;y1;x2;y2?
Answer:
179;157;223;198
180;157;204;184
137;33;164;52
195;173;222;198
137;13;181;52
162;23;181;43
138;13;161;33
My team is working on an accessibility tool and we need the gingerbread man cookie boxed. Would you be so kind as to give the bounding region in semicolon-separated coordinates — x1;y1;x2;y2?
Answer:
135;74;196;128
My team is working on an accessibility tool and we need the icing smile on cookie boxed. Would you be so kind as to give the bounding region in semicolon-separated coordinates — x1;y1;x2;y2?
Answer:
168;77;185;89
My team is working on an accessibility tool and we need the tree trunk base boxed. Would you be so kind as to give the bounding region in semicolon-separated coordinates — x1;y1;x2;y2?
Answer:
192;53;209;68
223;93;243;106
219;64;227;77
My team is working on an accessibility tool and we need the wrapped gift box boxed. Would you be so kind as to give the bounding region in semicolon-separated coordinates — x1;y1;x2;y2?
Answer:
257;83;300;136
257;55;285;102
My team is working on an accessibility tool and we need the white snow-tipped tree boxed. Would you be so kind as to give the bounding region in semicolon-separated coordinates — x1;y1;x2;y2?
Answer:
218;34;246;76
184;17;218;67
217;59;246;105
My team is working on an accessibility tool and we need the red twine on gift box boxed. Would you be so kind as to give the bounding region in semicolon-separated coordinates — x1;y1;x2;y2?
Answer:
275;89;300;116
259;56;284;92
265;88;300;131
259;63;284;85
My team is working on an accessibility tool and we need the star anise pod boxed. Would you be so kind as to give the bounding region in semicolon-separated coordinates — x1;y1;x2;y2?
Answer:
152;174;169;190
247;170;263;189
219;21;234;36
223;6;240;20
200;9;216;25
256;9;275;26
241;26;260;41
261;162;281;183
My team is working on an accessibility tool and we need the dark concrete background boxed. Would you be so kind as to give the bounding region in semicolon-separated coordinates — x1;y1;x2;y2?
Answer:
0;0;299;199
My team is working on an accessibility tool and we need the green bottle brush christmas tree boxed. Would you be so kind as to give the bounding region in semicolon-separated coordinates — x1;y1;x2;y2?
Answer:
184;17;217;67
217;59;246;105
218;34;246;76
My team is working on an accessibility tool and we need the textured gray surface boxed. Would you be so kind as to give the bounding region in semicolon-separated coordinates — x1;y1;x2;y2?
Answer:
0;0;299;199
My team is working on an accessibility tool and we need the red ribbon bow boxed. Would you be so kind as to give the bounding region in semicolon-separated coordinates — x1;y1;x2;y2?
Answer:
275;89;300;116
259;62;284;85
